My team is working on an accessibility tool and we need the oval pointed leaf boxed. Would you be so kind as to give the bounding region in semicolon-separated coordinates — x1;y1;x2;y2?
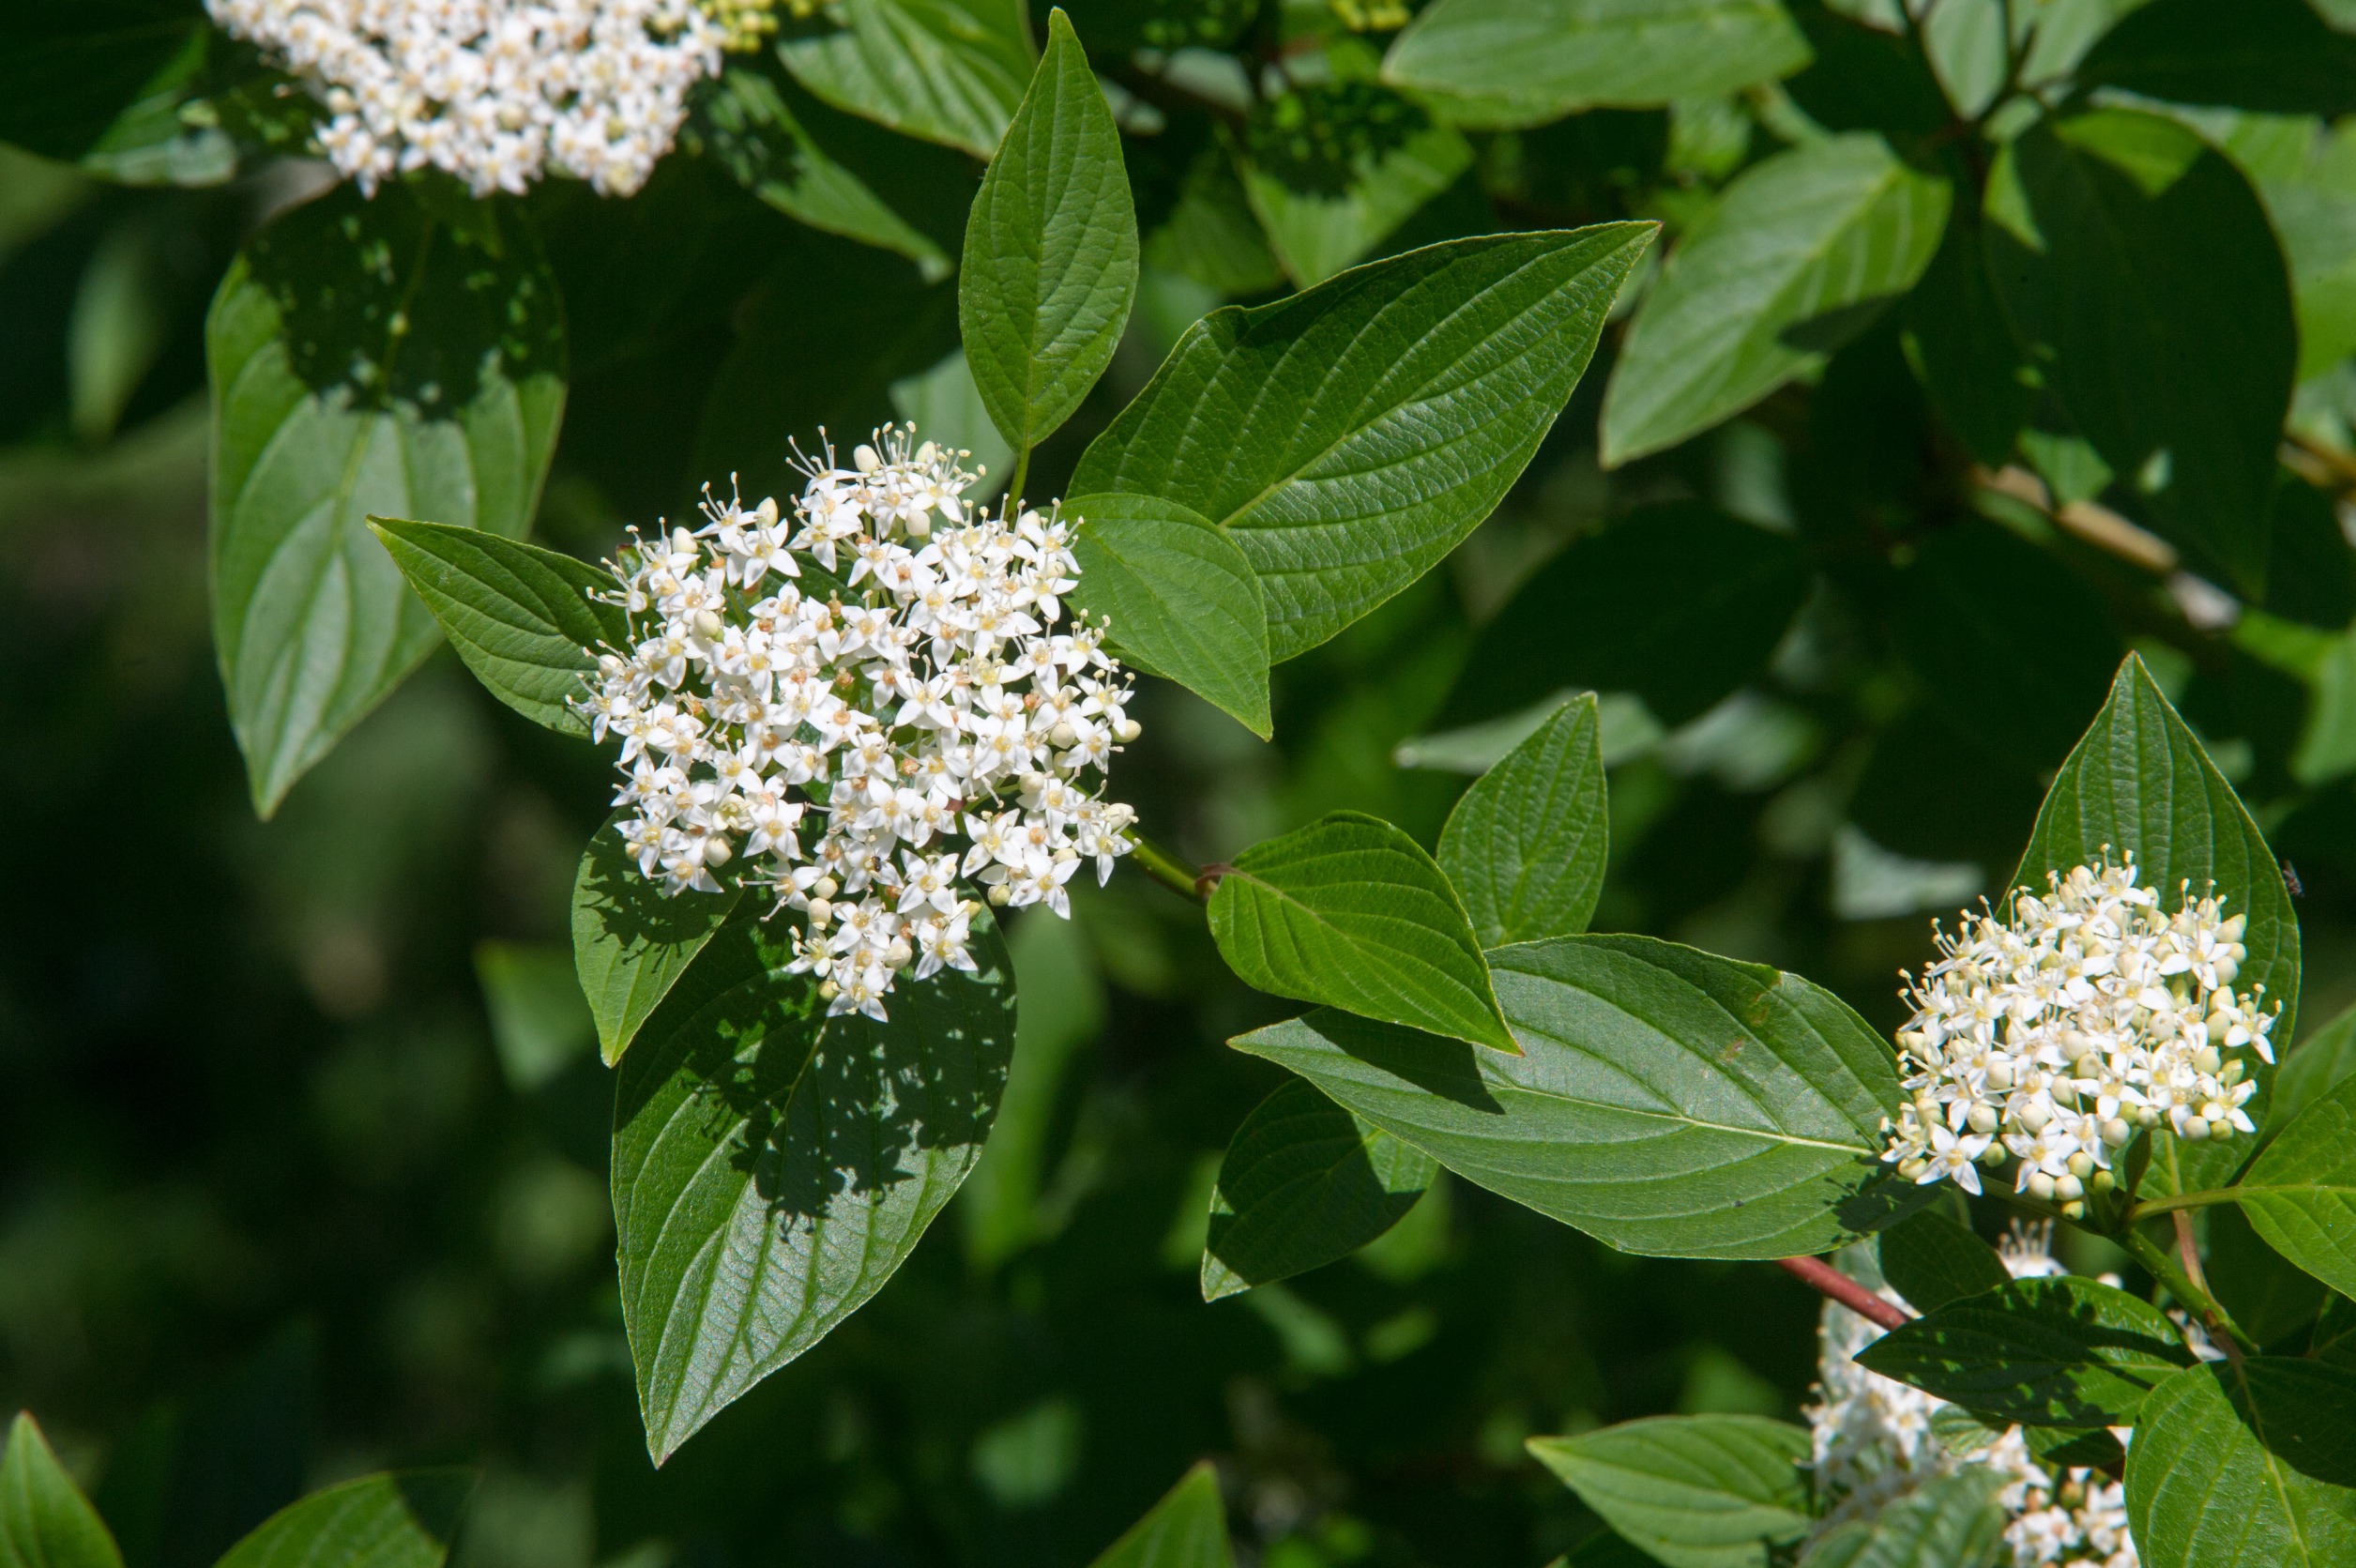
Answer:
207;182;566;815
1383;0;1812;129
1089;1461;1233;1568
1231;934;1910;1259
1984;109;2295;594
572;815;745;1068
1073;225;1656;662
1439;693;1608;947
614;910;1015;1462
1208;812;1516;1054
780;0;1032;160
2014;653;2301;1194
2238;1073;2356;1300
1602;133;1949;466
1854;1276;2194;1428
1876;1208;2009;1314
2126;1359;2356;1568
1526;1415;1811;1568
214;1471;475;1568
1;1412;123;1568
1797;1469;2006;1568
370;518;627;737
1238;109;1473;288
961;9;1137;454
2268;1001;2356;1140
1200;1078;1436;1302
1066;493;1269;737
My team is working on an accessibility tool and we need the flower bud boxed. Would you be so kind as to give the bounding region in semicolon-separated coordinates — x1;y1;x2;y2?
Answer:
885;937;913;967
1968;1104;1999;1134
2067;1151;2093;1178
806;897;831;925
1115;718;1142;742
2090;1168;2116;1194
2136;1105;2162;1129
2055;1173;2084;1201
2194;1046;2222;1074
988;883;1011;906
695;609;725;641
1051;721;1076;748
2102;1118;2132;1147
755;495;779;526
2027;1171;2058;1201
673;526;695;554
1986;1062;2014;1091
2181;1117;2212;1141
817;980;839;999
1899;1158;1928;1180
703;834;732;867
813;875;838;899
2060;1199;2087;1219
854;444;881;473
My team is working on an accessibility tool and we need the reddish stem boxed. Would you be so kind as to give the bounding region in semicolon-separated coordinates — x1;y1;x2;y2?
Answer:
1777;1256;1913;1331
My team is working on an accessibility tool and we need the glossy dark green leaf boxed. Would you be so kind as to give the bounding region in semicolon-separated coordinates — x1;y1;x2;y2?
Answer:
571;815;746;1068
2126;1359;2356;1568
1087;1461;1232;1568
207;183;566;815
961;10;1137;455
1;1412;123;1568
2208;1202;2329;1348
780;0;1033;160
689;64;951;281
1899;210;2034;467
1209;813;1514;1053
1602;133;1949;465
1382;0;1812;130
1437;695;1608;948
1855;1276;2195;1428
1526;1416;1810;1568
614;908;1015;1462
1440;502;1812;730
1232;935;1910;1259
1984;109;2295;594
1073;225;1655;662
1067;493;1269;738
2238;1074;2356;1300
1876;1208;2009;1314
1886;520;2122;772
370;518;627;738
212;1472;472;1568
2268;999;2356;1140
2079;0;2356;118
2014;654;2302;1195
1200;1078;1436;1302
1796;1469;2005;1568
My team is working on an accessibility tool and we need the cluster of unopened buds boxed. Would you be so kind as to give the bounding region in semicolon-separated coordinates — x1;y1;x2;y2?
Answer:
1880;858;2275;1216
204;0;783;197
576;425;1140;1022
1809;1225;2137;1567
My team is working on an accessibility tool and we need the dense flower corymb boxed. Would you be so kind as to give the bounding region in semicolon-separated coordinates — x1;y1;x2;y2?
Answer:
577;426;1139;1022
205;0;742;196
1880;859;2276;1208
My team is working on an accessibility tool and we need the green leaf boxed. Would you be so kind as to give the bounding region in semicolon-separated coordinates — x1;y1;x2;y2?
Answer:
1899;209;2035;468
1876;1208;2009;1314
571;816;746;1068
1231;935;1912;1259
1437;694;1608;949
2237;1073;2356;1300
1984;109;2296;595
1237;102;1474;288
1438;501;1811;730
1382;0;1813;130
1074;226;1656;662
1;1412;123;1568
1088;1461;1232;1568
2126;1359;2356;1568
1601;133;1950;466
369;518;626;738
1854;1276;2196;1428
2268;1000;2356;1140
2208;1202;2329;1348
213;1471;474;1568
1525;1415;1810;1568
1885;520;2123;772
780;0;1034;160
1144;148;1284;297
207;182;567;815
2014;653;2302;1195
1207;812;1517;1055
1200;1078;1436;1302
1066;493;1270;738
961;10;1137;456
1796;1469;2006;1568
0;1;202;166
614;908;1016;1463
2079;0;2356;119
689;63;952;282
2316;1293;2356;1368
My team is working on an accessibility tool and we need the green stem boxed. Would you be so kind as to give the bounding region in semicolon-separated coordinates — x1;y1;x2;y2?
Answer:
1129;835;1210;906
2122;1225;2257;1357
1006;444;1032;517
2126;1187;2242;1223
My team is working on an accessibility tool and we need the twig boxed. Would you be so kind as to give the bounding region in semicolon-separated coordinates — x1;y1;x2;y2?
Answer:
1777;1256;1913;1332
2175;1210;2245;1369
1129;835;1214;906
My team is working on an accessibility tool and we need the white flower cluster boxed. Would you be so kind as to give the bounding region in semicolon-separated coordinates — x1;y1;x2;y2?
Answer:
1882;859;2276;1210
1807;1225;2137;1568
577;426;1140;1023
205;0;730;196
